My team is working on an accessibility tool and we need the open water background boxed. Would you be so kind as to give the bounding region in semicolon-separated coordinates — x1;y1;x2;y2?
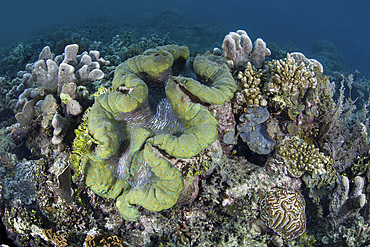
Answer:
0;0;369;77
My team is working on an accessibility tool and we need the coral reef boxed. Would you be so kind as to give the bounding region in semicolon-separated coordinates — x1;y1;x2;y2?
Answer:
85;233;126;247
237;62;267;106
265;53;319;96
46;164;74;204
15;44;107;113
0;159;42;205
235;106;275;154
42;228;68;246
328;175;366;229
0;25;369;247
332;215;370;246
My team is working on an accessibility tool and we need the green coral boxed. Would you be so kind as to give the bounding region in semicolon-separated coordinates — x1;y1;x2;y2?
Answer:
277;136;332;178
77;44;236;221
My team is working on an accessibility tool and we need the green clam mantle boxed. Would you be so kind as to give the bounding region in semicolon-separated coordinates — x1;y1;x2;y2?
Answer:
79;45;236;221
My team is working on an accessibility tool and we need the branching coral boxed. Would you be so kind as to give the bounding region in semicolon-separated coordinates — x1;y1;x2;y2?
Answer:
276;136;331;178
237;62;267;107
266;53;319;96
79;44;237;221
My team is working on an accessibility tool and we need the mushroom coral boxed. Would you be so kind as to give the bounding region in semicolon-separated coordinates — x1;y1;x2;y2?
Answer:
80;45;236;221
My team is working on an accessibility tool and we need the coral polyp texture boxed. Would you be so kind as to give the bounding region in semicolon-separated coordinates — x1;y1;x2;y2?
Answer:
237;62;267;106
277;136;331;178
3;26;370;246
80;44;237;221
266;53;319;96
258;188;306;240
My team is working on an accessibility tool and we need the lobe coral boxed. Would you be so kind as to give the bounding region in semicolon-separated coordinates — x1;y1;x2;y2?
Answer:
79;44;237;221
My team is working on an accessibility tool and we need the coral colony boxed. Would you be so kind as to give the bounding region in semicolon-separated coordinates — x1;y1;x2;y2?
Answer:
0;29;369;246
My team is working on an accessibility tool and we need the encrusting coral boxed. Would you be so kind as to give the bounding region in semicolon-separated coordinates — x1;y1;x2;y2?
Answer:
78;44;237;221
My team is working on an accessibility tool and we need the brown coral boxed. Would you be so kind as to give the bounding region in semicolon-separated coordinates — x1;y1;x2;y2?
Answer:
85;233;127;247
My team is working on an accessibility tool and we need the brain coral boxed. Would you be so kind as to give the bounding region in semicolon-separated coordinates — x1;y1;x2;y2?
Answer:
80;44;236;221
258;188;306;240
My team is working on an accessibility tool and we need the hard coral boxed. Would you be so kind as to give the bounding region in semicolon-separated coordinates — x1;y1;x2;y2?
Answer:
237;62;267;107
266;53;319;96
85;233;126;247
42;228;68;247
79;44;237;221
258;188;306;240
328;175;367;229
276;136;330;178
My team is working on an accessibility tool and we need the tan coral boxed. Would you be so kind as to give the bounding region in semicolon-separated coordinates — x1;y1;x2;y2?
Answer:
222;30;270;69
85;233;126;247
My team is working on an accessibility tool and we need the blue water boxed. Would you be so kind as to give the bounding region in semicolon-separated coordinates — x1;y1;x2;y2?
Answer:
0;0;369;77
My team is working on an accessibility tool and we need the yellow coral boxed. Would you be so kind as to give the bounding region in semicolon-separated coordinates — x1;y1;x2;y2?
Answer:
277;136;331;178
237;62;267;106
266;53;317;95
85;233;126;247
42;228;68;247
